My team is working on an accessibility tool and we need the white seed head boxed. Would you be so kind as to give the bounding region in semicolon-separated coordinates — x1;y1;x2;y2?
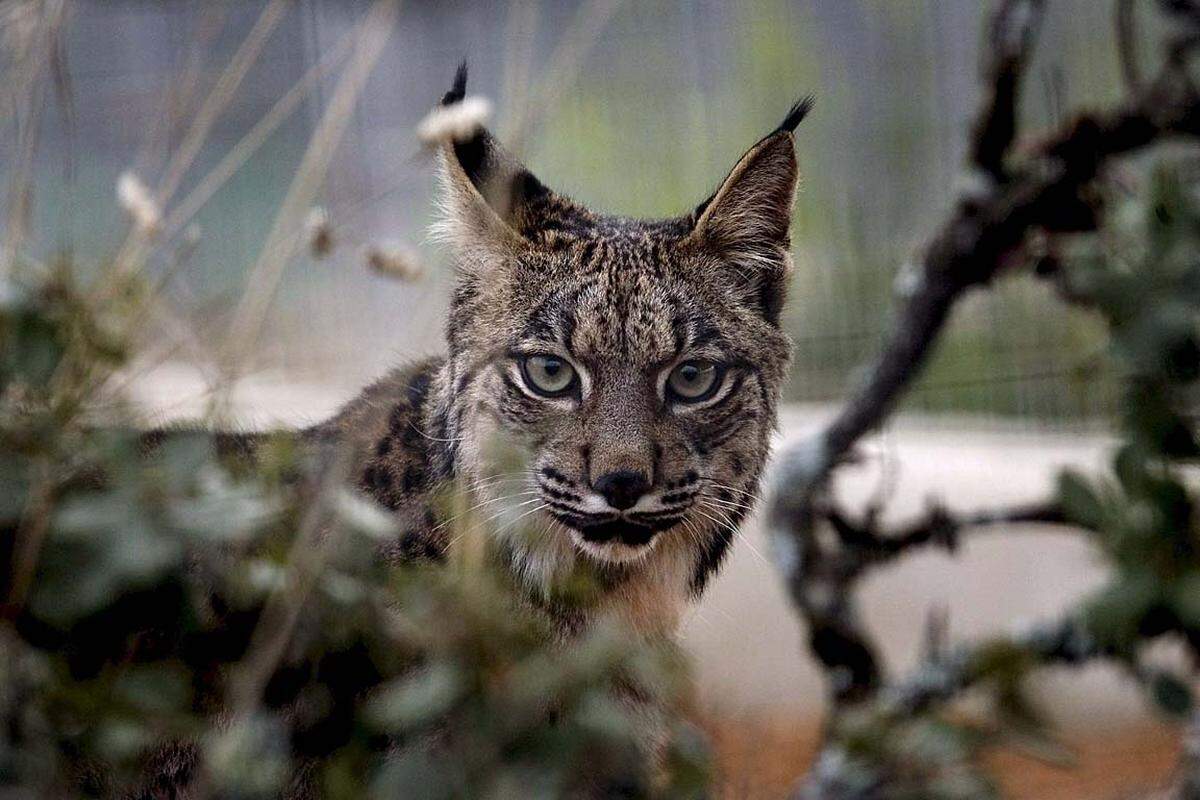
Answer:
365;241;424;282
116;171;161;235
305;205;333;258
416;96;493;146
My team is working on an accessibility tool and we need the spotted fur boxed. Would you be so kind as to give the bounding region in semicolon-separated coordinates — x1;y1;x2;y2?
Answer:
312;68;806;638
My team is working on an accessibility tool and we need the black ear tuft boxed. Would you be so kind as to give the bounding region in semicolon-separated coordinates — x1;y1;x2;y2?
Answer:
775;94;815;135
439;61;486;186
436;70;587;252
441;61;468;106
690;93;812;224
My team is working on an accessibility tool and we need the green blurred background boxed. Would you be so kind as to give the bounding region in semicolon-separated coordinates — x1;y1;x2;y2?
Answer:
4;0;1150;425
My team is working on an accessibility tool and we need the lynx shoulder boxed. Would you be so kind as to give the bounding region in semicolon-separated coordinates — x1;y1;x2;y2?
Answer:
303;66;811;638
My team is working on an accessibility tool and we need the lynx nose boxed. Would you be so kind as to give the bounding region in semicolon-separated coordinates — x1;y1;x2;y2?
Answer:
593;469;650;511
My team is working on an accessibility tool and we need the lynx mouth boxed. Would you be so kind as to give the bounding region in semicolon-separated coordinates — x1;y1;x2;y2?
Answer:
541;484;687;561
577;519;657;547
568;523;661;564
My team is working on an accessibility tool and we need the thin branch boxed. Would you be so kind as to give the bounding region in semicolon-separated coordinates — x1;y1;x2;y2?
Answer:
1117;0;1144;95
971;0;1045;179
822;500;1066;566
1;458;54;618
783;498;1067;705
880;617;1103;719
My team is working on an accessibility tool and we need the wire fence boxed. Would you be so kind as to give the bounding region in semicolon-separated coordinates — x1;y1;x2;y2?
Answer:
2;0;1137;430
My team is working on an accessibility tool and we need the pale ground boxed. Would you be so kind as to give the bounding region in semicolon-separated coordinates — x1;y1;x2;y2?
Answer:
125;363;1160;732
687;406;1139;730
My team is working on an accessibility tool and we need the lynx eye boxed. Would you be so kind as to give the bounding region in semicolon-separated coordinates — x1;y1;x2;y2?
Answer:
667;361;720;402
520;354;577;397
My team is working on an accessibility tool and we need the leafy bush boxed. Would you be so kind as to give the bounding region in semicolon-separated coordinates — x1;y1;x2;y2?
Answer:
0;268;707;798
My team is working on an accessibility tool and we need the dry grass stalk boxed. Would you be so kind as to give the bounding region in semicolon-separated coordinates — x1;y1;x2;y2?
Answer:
156;26;358;244
1;0;67;278
503;0;627;150
217;0;400;399
107;0;288;284
306;206;334;258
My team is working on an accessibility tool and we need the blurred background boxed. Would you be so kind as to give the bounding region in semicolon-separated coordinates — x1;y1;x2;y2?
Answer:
2;0;1183;796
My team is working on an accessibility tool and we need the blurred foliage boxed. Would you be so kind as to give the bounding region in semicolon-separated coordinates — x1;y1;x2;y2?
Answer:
804;156;1200;799
0;268;707;797
1057;158;1200;674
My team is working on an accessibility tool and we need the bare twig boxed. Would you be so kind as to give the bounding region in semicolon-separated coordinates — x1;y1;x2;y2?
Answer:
821;500;1066;567
1117;0;1144;95
880;617;1102;719
971;0;1045;179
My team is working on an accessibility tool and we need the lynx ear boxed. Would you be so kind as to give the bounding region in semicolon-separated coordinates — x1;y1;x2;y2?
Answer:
432;64;567;262
686;96;812;322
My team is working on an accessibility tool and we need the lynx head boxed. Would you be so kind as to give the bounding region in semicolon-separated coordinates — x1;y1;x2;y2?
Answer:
431;66;808;598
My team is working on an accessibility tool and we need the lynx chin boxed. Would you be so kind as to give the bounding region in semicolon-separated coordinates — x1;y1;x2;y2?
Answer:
307;65;810;638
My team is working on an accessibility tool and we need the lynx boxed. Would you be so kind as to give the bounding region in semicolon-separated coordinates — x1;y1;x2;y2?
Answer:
123;66;808;798
314;65;809;638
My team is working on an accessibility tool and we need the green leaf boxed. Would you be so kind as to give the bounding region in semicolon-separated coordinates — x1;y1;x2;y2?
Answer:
205;715;290;799
367;664;465;733
1056;470;1104;530
1113;445;1146;493
1171;571;1200;631
1149;671;1193;718
166;477;280;543
334;489;398;541
112;665;192;715
1081;574;1163;650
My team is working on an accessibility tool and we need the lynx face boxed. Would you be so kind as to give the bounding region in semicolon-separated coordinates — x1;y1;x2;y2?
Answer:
431;69;807;596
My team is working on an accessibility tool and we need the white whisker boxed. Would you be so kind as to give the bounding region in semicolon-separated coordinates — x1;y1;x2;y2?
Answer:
698;499;769;567
431;489;538;534
444;495;545;547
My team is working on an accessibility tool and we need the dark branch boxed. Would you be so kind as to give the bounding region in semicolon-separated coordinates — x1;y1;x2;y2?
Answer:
785;498;1067;705
822;500;1067;565
766;0;1200;714
1117;0;1144;95
882;617;1105;718
971;0;1045;179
